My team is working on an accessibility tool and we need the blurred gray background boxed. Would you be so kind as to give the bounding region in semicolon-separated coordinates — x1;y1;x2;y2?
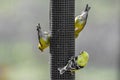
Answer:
0;0;119;80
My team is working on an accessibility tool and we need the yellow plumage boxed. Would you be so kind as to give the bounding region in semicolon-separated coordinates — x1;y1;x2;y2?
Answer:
38;38;50;52
70;51;89;72
75;17;86;38
76;51;89;67
37;4;90;52
58;51;89;74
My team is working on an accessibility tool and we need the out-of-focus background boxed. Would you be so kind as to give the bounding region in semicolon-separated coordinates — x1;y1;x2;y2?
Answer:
0;0;119;80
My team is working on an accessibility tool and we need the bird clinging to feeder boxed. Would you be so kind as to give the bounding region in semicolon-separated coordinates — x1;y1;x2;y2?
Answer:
36;24;50;52
36;4;91;52
58;51;89;75
75;4;91;38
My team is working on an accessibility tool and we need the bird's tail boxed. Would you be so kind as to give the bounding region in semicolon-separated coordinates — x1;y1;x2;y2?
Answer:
58;67;66;75
85;4;91;12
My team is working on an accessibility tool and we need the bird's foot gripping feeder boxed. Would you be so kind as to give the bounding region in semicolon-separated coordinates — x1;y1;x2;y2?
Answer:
36;0;91;80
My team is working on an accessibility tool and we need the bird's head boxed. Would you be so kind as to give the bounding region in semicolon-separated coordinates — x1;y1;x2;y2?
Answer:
80;51;89;60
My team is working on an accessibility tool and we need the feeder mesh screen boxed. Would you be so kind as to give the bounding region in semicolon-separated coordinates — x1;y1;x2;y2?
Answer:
50;0;75;80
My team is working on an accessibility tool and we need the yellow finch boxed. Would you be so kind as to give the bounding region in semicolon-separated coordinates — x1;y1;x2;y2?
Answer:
58;51;89;75
36;24;50;52
37;4;91;52
75;4;90;38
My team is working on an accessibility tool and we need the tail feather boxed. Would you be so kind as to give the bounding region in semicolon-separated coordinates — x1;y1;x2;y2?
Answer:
85;4;91;12
58;67;66;75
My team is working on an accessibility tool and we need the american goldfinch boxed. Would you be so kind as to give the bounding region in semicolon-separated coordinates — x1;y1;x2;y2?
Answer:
37;4;91;52
75;4;90;38
36;24;50;52
58;51;89;75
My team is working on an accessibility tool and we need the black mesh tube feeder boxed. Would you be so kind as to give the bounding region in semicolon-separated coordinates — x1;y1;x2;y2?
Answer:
50;0;75;80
